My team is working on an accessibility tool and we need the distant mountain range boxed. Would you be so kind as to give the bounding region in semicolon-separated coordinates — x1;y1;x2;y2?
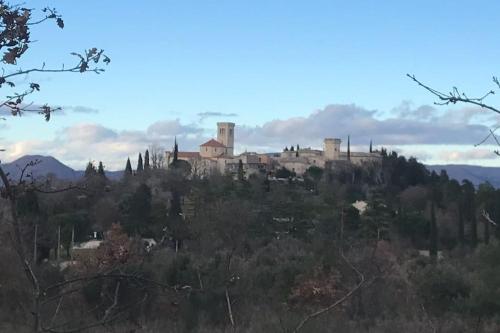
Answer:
0;155;123;182
1;155;499;188
427;164;500;188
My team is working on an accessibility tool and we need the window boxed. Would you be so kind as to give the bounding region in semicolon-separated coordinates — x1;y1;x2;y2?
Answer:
229;128;233;136
205;147;208;152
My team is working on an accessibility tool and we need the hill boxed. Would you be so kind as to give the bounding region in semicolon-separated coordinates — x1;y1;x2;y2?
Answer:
1;155;123;181
427;164;500;188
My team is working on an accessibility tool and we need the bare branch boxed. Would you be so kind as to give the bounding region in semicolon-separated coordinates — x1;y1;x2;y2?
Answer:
407;74;500;115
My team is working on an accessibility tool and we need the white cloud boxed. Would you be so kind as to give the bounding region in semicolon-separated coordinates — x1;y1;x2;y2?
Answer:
3;103;500;169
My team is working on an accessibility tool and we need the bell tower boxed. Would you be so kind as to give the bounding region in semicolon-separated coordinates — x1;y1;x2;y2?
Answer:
217;122;235;156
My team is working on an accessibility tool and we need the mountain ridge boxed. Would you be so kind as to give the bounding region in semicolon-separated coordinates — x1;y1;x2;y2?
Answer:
1;155;498;187
1;155;123;181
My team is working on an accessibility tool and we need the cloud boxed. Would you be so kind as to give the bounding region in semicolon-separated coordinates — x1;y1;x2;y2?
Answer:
3;102;499;170
2;119;209;170
236;103;493;152
62;105;99;114
197;111;238;121
437;148;497;162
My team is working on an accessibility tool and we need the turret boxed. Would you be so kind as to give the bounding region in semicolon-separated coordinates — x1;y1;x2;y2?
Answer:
217;122;235;156
323;138;341;160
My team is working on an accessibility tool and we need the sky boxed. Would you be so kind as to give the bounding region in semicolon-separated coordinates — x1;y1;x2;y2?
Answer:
2;0;500;170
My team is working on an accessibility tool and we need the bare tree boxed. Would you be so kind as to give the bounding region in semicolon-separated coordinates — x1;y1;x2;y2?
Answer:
407;74;500;154
149;144;165;169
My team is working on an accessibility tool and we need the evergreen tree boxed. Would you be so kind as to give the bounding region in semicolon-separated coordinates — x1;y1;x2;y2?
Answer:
144;149;150;170
127;183;152;235
173;137;179;164
462;180;477;247
284;146;288;152
97;161;106;177
237;159;244;181
137;153;144;172
84;161;97;178
369;140;373;153
168;190;188;251
125;158;133;175
290;145;294;151
429;201;438;261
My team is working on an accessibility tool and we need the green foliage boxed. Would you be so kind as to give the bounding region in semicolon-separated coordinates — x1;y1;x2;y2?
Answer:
137;153;144;172
84;161;97;178
275;166;295;179
144;149;150;170
125;157;132;175
97;161;105;177
415;263;470;315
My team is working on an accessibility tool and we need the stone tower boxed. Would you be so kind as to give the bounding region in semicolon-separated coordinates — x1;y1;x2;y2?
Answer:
323;138;341;160
217;122;235;157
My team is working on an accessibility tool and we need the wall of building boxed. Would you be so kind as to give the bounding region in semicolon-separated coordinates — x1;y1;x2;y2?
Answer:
217;122;235;157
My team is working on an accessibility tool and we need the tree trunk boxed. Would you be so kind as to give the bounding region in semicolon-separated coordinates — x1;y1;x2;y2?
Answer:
33;224;38;264
225;287;235;327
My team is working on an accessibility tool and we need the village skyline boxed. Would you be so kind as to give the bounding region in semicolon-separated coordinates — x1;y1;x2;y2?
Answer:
2;1;500;169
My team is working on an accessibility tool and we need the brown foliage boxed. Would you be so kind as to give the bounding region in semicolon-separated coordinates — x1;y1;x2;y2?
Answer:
96;223;132;268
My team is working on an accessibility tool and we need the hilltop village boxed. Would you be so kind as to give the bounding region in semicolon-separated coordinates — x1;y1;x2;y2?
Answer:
165;122;382;176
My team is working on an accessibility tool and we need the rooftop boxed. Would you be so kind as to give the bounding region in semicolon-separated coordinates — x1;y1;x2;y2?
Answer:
200;139;226;148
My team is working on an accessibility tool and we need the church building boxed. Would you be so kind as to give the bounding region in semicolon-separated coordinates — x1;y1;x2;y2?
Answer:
165;122;381;177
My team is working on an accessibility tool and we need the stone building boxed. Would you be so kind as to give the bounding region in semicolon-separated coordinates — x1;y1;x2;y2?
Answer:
165;122;381;177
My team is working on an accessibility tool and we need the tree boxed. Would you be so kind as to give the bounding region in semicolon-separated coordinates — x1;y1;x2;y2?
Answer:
97;161;106;177
462;180;477;247
144;149;150;170
408;74;500;154
237;159;244;181
84;161;97;178
173;137;179;164
0;6;109;122
369;140;373;153
137;153;143;173
0;3;112;331
429;201;438;260
149;144;165;169
125;157;133;175
125;183;152;235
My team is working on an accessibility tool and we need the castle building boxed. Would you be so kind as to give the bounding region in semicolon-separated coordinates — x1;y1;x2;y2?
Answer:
165;122;381;177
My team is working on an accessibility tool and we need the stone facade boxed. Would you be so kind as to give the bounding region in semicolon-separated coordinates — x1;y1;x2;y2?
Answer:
165;122;382;177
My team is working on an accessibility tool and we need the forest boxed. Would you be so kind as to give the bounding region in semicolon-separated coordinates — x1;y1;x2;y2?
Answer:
1;1;500;332
2;149;500;333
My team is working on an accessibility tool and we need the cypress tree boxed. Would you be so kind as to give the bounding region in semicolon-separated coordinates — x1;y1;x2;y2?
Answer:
284;146;288;152
237;159;244;181
97;161;106;177
137;153;144;172
290;145;294;151
173;137;179;164
125;158;133;175
369;140;373;153
144;149;150;170
84;161;97;178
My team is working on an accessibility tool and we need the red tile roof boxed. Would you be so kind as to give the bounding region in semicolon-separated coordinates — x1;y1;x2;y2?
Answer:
200;139;226;148
178;152;200;158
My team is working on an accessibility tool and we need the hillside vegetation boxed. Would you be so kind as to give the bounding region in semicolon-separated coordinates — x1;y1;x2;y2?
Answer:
2;151;500;333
